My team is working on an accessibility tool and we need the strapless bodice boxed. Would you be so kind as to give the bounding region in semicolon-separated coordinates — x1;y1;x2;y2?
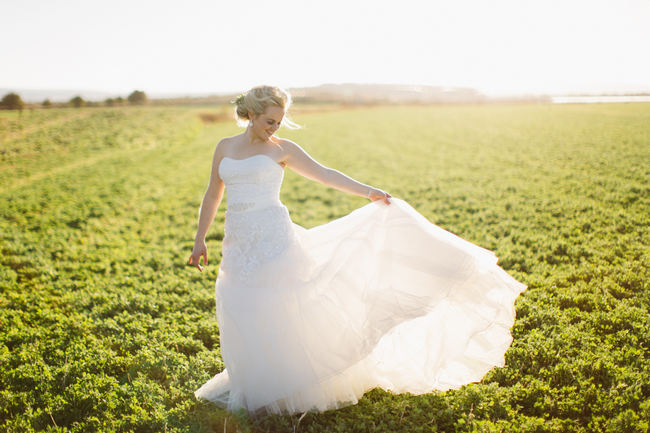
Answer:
218;154;285;213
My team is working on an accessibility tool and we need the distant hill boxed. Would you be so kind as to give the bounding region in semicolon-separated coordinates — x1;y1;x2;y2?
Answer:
288;83;487;104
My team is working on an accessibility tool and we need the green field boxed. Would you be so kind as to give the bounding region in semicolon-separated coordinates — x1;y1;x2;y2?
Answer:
1;102;648;432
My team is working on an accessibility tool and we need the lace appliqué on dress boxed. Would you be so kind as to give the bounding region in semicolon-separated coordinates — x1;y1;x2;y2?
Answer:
222;205;296;281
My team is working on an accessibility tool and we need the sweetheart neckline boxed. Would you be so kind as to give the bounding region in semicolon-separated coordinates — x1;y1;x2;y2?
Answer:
221;154;284;170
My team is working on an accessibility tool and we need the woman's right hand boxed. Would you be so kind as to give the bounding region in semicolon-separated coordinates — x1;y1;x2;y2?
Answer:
188;240;208;272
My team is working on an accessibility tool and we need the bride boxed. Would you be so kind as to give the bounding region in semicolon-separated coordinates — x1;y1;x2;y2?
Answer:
188;85;527;418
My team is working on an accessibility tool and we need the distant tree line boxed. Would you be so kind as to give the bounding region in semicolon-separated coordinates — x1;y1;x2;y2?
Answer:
0;90;148;110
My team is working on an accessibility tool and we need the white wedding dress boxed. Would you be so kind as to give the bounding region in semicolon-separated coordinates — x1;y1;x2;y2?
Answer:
194;153;527;417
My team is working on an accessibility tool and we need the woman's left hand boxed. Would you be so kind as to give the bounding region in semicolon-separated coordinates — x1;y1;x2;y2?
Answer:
368;188;392;205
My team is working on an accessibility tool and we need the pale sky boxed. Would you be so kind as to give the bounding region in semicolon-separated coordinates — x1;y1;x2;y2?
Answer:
2;0;649;97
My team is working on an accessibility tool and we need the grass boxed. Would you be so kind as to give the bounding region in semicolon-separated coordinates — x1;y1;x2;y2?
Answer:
0;102;648;432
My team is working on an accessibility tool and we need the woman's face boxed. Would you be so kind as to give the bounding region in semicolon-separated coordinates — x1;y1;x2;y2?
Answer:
251;106;285;140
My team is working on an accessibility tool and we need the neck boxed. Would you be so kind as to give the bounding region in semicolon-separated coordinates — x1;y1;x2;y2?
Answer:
243;127;265;146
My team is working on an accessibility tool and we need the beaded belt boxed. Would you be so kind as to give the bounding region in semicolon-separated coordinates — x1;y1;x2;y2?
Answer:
225;196;283;214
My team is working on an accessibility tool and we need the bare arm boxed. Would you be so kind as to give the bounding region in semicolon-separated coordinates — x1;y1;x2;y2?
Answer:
283;139;391;203
188;141;226;271
194;144;226;242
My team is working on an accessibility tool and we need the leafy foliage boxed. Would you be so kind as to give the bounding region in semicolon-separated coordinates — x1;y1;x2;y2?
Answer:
128;91;148;105
69;96;85;108
0;103;648;432
1;93;24;111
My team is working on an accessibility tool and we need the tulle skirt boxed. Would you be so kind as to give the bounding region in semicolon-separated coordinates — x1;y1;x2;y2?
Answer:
194;197;527;416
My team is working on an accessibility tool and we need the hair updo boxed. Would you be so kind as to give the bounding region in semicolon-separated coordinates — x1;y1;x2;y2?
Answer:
233;85;302;130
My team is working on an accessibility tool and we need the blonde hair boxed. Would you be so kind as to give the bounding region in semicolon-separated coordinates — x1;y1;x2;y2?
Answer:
232;85;302;130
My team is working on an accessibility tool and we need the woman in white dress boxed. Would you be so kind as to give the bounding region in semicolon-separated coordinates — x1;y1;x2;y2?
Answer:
188;85;527;418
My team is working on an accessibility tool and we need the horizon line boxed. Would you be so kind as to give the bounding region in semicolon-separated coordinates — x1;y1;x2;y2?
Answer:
2;82;650;102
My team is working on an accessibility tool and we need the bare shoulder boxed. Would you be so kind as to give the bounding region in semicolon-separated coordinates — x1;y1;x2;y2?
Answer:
276;137;329;173
211;137;235;175
278;137;298;149
214;135;239;156
218;135;239;148
278;138;308;158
